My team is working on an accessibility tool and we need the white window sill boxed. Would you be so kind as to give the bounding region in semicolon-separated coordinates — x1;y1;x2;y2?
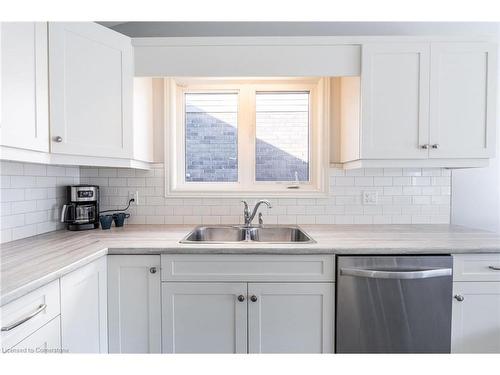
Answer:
164;189;329;199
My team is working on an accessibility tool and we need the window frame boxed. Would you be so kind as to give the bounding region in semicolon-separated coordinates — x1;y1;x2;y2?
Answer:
165;77;330;197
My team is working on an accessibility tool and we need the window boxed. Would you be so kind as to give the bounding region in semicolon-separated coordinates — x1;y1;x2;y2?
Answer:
184;93;238;182
166;78;329;196
255;92;310;182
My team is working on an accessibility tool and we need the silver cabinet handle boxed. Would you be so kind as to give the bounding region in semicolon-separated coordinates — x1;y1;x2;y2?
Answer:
454;295;465;302
1;304;47;332
420;144;430;149
489;266;500;271
54;136;63;143
149;267;157;274
237;295;245;302
340;267;452;280
431;144;440;149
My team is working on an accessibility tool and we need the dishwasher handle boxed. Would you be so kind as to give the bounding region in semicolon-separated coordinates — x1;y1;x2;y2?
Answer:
340;267;452;280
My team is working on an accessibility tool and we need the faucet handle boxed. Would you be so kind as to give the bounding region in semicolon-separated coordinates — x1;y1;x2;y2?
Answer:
258;212;264;225
241;200;249;215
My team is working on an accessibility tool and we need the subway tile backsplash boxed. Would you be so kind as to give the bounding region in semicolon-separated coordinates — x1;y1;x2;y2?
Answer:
81;165;451;227
0;161;80;243
0;162;451;243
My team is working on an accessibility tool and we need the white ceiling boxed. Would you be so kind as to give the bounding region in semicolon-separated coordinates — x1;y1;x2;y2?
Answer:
98;21;499;38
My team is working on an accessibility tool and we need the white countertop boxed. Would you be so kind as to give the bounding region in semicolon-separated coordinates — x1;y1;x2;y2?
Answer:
1;224;500;306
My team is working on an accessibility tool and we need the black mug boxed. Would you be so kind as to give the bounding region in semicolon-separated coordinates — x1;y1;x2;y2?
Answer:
112;212;130;227
99;214;113;230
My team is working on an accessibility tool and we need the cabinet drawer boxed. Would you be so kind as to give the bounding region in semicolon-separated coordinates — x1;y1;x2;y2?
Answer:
8;316;61;353
1;279;61;350
453;254;500;281
161;254;335;282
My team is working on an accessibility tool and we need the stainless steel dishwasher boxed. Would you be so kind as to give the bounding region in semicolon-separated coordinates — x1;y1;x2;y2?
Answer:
336;255;453;353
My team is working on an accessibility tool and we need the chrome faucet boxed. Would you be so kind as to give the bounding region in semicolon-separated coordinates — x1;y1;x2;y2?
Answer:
241;200;272;227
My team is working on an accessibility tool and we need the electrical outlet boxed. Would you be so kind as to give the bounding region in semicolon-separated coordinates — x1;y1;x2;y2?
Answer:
129;191;139;205
362;191;378;205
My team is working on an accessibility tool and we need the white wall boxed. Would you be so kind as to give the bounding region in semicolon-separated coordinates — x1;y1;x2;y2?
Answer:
451;24;500;233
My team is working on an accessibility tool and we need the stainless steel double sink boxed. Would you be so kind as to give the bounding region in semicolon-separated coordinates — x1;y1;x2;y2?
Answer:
180;225;315;244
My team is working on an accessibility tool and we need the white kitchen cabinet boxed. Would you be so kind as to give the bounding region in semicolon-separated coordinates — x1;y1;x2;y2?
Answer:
451;254;500;353
161;254;335;282
338;41;496;169
359;43;430;160
453;253;500;282
107;255;161;353
1;279;60;351
48;22;133;159
160;254;335;354
162;282;248;353
60;257;107;353
429;43;497;159
451;282;500;353
1;22;49;152
247;283;334;353
9;317;61;354
133;77;154;162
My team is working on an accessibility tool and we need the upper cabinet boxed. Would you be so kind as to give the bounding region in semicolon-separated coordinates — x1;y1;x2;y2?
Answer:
48;22;134;159
1;22;49;152
359;43;430;160
1;30;497;170
429;43;496;159
339;41;497;168
1;22;153;168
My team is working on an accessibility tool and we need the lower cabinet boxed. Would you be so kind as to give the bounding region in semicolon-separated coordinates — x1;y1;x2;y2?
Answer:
10;317;61;354
248;283;334;353
451;254;500;353
162;283;248;353
161;282;334;353
60;257;108;353
1;279;61;352
451;282;500;353
107;255;162;353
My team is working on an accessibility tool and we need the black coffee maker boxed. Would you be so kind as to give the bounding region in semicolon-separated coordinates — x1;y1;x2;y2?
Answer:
61;185;100;230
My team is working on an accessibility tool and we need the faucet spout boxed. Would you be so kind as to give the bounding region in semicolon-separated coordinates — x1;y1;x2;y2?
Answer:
241;200;272;227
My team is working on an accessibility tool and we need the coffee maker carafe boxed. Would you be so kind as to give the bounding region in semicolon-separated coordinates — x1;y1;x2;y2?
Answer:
61;185;99;230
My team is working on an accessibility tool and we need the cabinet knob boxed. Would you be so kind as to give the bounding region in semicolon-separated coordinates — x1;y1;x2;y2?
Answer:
54;136;63;143
250;295;258;302
454;294;464;302
237;295;245;302
149;267;157;274
420;144;429;149
431;144;440;149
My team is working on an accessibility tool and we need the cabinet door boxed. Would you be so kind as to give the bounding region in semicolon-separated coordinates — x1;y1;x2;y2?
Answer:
429;43;497;159
107;255;161;353
360;43;430;159
162;282;247;353
1;22;49;152
60;257;107;353
9;317;61;354
451;282;500;353
48;22;133;158
248;283;334;353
